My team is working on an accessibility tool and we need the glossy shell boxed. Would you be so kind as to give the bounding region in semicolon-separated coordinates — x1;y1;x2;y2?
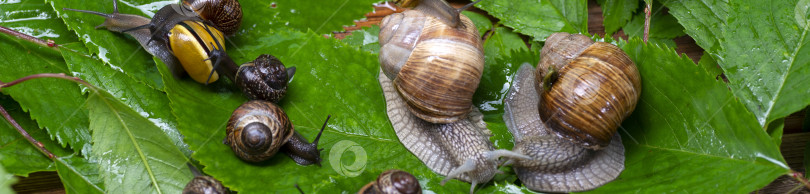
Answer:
359;170;422;194
378;9;484;124
236;54;291;103
504;63;624;192
224;100;294;162
182;0;242;35
536;32;641;149
168;21;225;84
183;175;227;194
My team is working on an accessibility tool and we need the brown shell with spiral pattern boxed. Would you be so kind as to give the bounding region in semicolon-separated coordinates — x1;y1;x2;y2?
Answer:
358;170;422;194
535;32;641;150
224;100;294;162
182;0;243;35
378;8;484;124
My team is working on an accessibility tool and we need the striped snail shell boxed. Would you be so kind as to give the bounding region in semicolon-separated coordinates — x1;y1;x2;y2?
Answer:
504;63;625;192
225;100;294;162
224;100;327;165
181;0;243;35
183;163;227;194
535;32;641;150
378;4;484;124
358;170;422;194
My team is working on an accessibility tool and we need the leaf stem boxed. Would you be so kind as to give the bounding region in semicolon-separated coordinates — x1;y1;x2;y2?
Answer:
643;1;652;43
0;104;55;159
0;73;98;160
790;170;810;190
0;26;59;50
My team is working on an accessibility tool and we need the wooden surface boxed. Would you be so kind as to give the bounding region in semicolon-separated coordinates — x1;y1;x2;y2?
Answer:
12;0;809;193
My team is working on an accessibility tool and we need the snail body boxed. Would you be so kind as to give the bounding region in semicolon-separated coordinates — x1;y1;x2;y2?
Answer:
181;0;243;35
502;32;639;192
64;0;294;103
378;1;517;192
224;100;327;165
358;170;422;194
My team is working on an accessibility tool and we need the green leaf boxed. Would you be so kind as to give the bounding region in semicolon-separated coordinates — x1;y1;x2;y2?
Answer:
50;0;168;90
719;0;810;127
86;89;192;194
661;0;728;52
483;27;529;60
60;43;189;157
0;164;16;194
0;24;91;155
590;38;788;193
476;0;587;41
598;0;640;35
242;0;379;34
0;95;71;176
697;52;724;79
54;155;104;194
623;2;685;39
340;26;381;54
462;11;494;37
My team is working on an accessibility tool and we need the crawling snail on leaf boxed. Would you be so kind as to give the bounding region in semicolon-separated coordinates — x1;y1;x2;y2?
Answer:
183;163;228;194
358;170;422;194
64;0;294;103
378;0;525;193
225;100;329;165
502;32;639;192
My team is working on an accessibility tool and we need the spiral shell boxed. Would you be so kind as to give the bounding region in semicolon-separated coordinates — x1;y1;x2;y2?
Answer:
236;54;294;103
183;175;227;194
182;0;242;35
359;170;422;194
535;32;641;149
224;100;294;162
378;9;484;124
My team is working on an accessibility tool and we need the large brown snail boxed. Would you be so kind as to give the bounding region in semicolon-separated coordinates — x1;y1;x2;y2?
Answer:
64;0;293;103
358;170;422;194
224;100;328;165
502;32;639;192
378;0;522;192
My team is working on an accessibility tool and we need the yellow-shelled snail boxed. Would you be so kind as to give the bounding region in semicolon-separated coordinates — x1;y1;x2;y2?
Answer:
64;0;293;103
378;0;520;193
224;100;328;165
502;32;639;192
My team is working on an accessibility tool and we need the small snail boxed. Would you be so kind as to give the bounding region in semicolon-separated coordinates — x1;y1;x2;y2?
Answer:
358;170;422;194
224;100;328;165
64;0;294;103
183;163;227;194
379;1;521;192
181;0;243;35
502;32;639;192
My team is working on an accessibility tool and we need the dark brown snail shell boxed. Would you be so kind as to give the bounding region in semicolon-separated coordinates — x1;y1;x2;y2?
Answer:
358;170;422;194
236;54;295;103
224;100;327;165
225;100;293;162
183;176;227;194
182;0;242;35
535;32;641;150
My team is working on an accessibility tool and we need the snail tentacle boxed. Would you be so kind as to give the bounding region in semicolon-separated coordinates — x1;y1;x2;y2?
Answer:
281;115;329;166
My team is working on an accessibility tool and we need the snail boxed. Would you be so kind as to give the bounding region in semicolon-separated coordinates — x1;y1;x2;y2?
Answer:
224;100;328;165
183;163;227;194
180;0;243;35
502;32;639;192
379;1;524;192
358;170;422;194
392;0;482;28
64;0;294;103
